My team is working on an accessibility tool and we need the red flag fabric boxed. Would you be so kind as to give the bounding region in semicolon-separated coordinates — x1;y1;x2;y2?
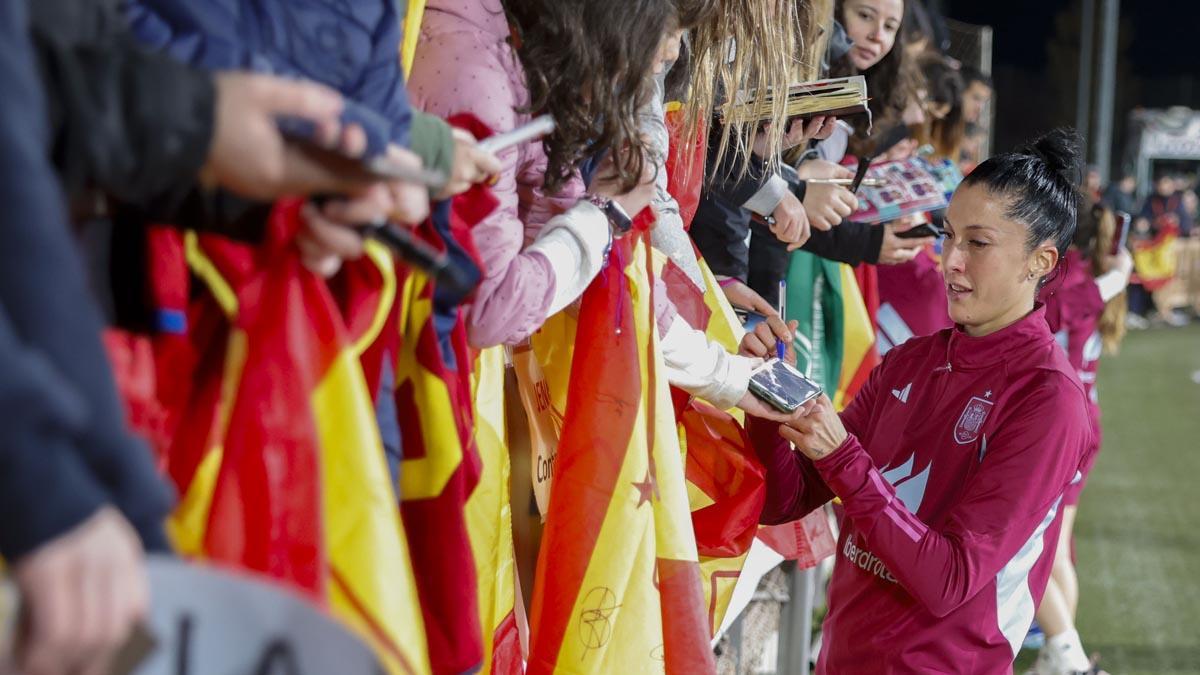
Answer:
166;200;432;673
390;164;497;673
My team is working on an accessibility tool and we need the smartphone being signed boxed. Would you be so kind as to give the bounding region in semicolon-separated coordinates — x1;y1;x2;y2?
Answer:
748;358;823;413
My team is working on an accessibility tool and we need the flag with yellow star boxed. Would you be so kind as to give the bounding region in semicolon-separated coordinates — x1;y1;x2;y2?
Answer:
527;232;714;674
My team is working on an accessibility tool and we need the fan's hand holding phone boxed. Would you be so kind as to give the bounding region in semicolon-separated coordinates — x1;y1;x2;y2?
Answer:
748;359;823;413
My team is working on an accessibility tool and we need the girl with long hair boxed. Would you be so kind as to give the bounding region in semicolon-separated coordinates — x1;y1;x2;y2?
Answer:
831;0;924;158
409;0;671;348
916;53;967;162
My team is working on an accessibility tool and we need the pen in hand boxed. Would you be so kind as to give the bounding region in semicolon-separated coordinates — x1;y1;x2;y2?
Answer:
776;280;787;361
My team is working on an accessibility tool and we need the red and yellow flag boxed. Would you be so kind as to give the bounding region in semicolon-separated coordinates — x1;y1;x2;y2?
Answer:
391;265;484;674
166;199;430;674
468;346;524;674
1132;226;1180;292
528;233;715;674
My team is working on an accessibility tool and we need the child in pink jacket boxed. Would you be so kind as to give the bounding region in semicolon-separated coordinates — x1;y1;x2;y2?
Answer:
409;0;761;410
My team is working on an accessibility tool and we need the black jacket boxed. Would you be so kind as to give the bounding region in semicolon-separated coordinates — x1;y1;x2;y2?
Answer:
29;0;215;216
29;0;277;331
0;0;172;561
692;158;884;306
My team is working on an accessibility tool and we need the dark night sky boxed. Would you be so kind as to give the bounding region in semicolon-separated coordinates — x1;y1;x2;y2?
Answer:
943;0;1200;76
938;0;1200;170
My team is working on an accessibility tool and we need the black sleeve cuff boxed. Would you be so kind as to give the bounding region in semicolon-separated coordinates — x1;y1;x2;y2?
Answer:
864;221;886;264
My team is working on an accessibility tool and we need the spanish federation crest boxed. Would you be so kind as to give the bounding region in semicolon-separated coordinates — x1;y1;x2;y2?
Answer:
954;396;994;445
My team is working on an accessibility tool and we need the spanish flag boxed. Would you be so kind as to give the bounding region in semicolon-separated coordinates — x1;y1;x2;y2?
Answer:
528;233;715;674
391;265;484;674
389;179;499;673
166;199;430;674
1132;225;1180;292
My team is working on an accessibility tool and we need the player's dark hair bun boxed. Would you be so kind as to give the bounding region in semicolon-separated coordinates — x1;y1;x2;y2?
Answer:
961;127;1082;258
1018;127;1083;188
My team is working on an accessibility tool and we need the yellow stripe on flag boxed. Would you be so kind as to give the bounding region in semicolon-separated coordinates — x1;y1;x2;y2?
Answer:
395;273;465;500
167;326;248;555
313;345;431;675
834;263;874;411
400;0;426;77
468;347;519;674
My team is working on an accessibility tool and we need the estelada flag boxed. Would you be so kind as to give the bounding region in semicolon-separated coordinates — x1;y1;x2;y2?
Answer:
528;232;715;674
165;199;430;674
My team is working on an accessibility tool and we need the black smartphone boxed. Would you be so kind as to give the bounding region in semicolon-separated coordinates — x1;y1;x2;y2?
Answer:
894;222;945;239
748;358;823;413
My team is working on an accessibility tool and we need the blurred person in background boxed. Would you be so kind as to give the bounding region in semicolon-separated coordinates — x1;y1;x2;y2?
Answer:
958;67;992;170
1101;172;1137;216
1128;173;1191;328
1083;165;1103;203
915;53;966;161
961;66;993;127
1138;173;1192;237
1030;202;1131;675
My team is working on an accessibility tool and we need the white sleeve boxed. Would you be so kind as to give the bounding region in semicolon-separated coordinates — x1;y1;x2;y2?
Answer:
1095;250;1134;302
742;173;790;216
526;201;612;315
660;314;755;411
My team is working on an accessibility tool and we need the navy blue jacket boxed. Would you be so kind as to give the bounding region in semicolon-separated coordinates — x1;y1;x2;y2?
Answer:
125;0;413;154
0;0;173;561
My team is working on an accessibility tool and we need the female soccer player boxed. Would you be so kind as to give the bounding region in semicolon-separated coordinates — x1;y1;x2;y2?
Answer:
741;128;1094;674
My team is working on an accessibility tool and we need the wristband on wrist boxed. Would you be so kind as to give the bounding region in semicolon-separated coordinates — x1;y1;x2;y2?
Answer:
585;194;633;237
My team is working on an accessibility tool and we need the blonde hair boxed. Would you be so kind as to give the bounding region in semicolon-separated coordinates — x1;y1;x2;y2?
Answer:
679;0;804;181
1090;207;1128;355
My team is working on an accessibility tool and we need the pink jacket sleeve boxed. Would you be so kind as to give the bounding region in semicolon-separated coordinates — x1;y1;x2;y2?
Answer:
812;375;1088;617
407;28;559;347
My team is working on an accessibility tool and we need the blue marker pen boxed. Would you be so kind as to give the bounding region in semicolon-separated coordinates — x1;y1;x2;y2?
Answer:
776;280;787;361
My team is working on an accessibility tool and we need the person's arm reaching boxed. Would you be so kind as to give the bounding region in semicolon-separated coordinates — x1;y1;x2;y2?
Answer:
798;220;884;265
660;313;755;410
1096;249;1133;302
408;30;617;347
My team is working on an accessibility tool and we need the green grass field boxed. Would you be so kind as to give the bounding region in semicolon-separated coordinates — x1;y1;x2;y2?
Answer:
1015;324;1200;674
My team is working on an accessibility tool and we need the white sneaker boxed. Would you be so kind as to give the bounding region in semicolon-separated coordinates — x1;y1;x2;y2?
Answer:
1163;311;1190;327
1126;314;1150;330
1029;644;1094;675
1027;646;1062;675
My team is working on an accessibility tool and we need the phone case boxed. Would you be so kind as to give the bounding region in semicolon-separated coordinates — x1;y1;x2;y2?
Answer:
748;359;823;413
